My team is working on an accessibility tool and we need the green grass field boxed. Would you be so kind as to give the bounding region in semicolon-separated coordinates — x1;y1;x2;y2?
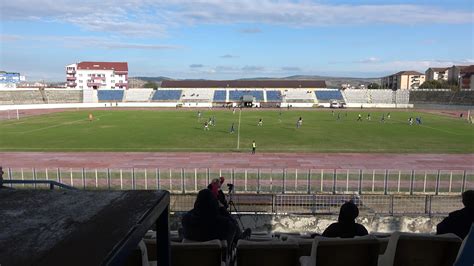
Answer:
0;109;473;153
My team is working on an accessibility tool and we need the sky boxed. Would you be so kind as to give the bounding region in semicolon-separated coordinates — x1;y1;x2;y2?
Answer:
0;0;473;81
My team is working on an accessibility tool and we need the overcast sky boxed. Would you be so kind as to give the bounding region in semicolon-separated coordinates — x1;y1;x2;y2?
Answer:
0;0;473;81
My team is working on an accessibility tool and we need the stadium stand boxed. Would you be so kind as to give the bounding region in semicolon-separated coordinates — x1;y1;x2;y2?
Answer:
266;90;283;102
44;89;82;103
229;90;264;101
236;239;299;266
124;89;153;102
377;232;461;266
369;90;394;104
343;89;369;104
151;90;182;101
314;90;344;103
181;89;214;102
282;90;316;103
0;89;44;105
97;90;124;102
213;90;227;102
395;90;410;104
299;235;380;266
409;90;474;105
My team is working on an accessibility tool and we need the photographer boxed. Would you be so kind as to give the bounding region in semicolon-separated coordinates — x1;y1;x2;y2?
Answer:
208;177;251;241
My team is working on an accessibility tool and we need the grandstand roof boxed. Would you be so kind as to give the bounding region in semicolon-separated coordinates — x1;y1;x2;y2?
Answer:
161;80;326;88
77;62;128;72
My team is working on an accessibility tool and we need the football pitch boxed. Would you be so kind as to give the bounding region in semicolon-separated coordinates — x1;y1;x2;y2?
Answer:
0;109;472;153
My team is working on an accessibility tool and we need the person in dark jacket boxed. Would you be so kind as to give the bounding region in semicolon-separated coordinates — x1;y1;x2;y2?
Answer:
182;189;237;248
322;201;368;238
437;190;474;239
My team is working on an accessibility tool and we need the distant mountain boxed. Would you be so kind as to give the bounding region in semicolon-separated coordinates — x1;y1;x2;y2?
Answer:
129;75;381;88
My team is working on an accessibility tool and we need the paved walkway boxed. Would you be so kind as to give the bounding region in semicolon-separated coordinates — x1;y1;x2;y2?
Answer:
0;152;473;170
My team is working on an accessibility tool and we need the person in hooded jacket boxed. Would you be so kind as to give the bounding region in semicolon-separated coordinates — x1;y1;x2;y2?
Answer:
182;188;237;249
322;201;368;238
437;190;474;239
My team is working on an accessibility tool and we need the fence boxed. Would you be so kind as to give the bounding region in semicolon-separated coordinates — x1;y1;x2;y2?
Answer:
4;167;473;195
169;193;463;216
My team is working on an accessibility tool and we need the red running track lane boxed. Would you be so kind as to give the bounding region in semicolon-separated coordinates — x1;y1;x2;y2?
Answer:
0;152;473;170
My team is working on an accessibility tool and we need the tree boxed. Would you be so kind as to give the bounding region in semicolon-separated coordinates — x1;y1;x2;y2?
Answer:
420;80;442;89
143;81;158;89
368;83;380;89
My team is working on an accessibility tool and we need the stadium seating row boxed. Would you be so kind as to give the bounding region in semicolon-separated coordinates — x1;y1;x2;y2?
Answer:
139;231;468;266
3;88;474;105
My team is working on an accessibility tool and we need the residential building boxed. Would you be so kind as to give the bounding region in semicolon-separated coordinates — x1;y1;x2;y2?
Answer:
459;65;474;90
425;67;449;81
381;71;425;90
65;62;128;89
447;65;469;85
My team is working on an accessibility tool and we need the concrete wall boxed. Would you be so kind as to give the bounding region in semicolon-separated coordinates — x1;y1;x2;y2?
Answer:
170;213;445;234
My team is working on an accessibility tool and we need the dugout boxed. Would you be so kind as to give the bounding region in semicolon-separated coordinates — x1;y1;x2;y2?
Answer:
241;95;256;107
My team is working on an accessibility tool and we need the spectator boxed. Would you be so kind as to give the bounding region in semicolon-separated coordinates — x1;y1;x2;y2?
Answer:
437;190;474;239
182;189;237;249
322;201;368;238
0;166;4;187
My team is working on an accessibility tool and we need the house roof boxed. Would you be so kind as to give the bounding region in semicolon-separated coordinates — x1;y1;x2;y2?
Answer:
161;80;326;88
395;70;424;76
460;65;474;75
77;62;128;72
428;67;448;72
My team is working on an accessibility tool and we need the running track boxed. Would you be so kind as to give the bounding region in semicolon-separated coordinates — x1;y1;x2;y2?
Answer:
0;152;473;170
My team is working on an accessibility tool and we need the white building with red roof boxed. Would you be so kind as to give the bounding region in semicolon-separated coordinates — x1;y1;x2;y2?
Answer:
65;62;128;89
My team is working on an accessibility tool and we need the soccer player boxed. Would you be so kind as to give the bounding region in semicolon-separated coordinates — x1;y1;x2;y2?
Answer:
230;123;235;134
337;113;341;121
357;114;362;121
197;111;202;121
233;107;236;114
367;113;371;121
252;140;256;154
381;114;385;123
208;117;213;126
88;113;94;122
387;112;391;119
204;121;209;130
258;118;263;126
212;116;216;126
409;117;413;126
296;117;303;128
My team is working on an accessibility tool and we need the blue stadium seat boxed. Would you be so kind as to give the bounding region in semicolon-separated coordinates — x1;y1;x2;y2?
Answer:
151;90;182;101
97;90;124;101
213;90;226;101
229;90;264;101
266;91;282;102
315;90;343;101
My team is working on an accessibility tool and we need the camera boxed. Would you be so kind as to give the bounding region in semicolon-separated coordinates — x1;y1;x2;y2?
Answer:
227;183;234;191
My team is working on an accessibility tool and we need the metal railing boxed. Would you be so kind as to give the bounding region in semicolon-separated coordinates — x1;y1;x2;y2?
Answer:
3;167;472;195
169;193;463;216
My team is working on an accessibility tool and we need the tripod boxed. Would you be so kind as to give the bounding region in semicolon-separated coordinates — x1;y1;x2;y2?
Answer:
227;186;245;230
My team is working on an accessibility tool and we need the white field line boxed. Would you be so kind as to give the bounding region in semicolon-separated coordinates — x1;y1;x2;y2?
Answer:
237;108;242;149
19;114;111;134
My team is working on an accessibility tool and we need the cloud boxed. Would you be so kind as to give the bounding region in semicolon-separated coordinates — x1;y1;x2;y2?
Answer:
241;65;265;72
1;1;472;37
357;57;381;63
0;34;23;41
220;54;239;59
189;64;204;68
281;66;301;71
239;28;262;34
6;35;180;50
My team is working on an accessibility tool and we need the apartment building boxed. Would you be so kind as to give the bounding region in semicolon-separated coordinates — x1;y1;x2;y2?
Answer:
425;67;449;81
460;65;474;90
381;71;425;90
447;65;469;85
66;62;128;89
